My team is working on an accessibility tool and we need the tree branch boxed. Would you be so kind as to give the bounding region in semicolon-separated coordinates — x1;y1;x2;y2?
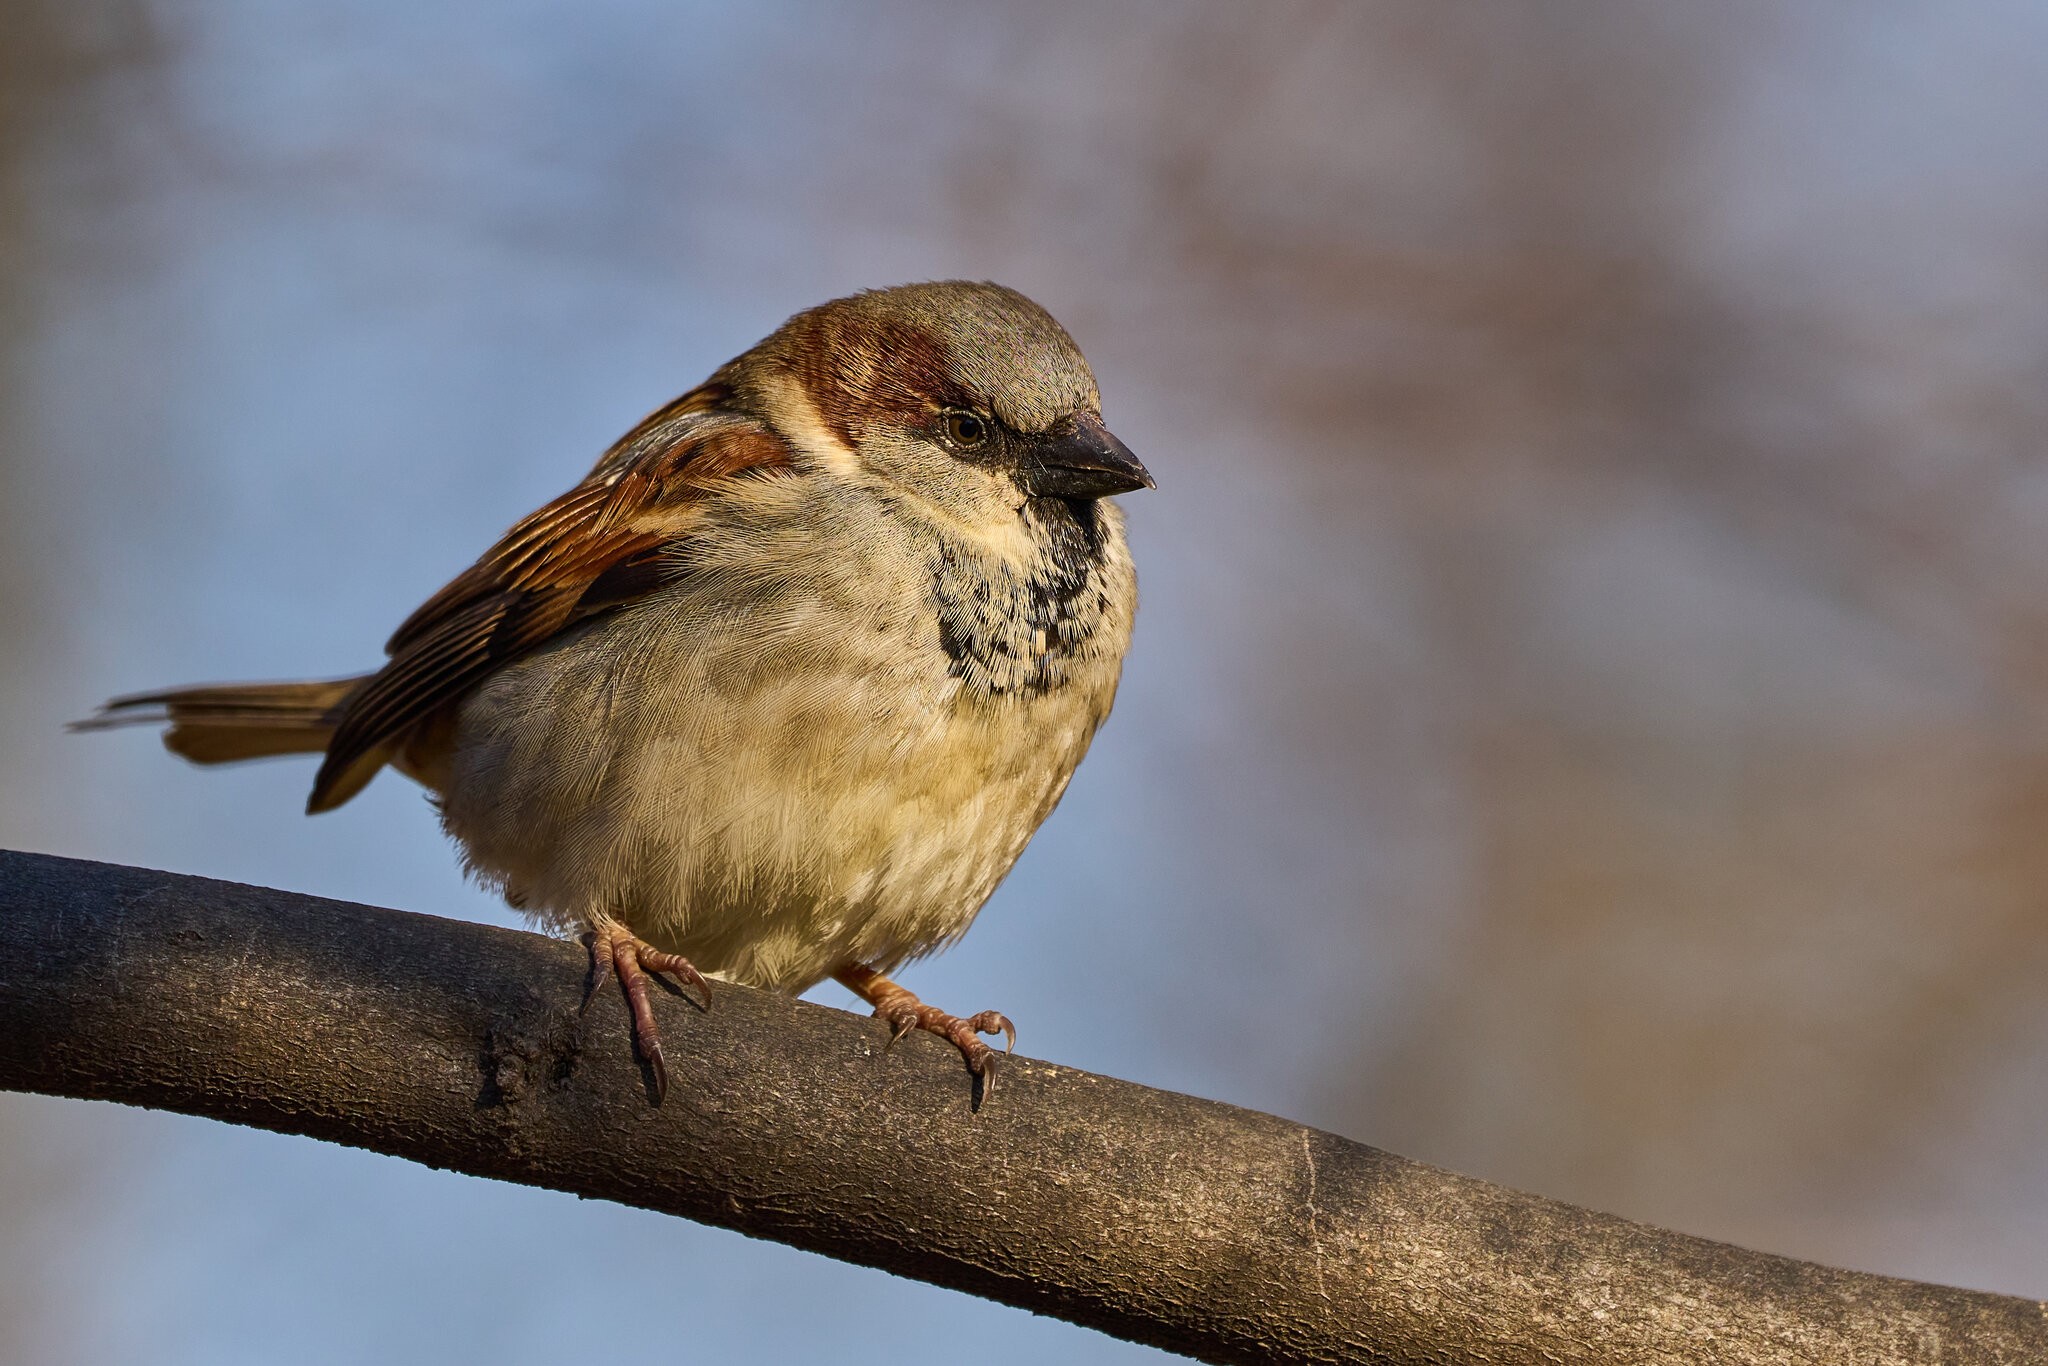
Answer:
0;850;2040;1364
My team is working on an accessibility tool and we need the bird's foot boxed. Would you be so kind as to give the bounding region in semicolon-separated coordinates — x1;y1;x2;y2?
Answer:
584;919;708;1104
833;963;1015;1099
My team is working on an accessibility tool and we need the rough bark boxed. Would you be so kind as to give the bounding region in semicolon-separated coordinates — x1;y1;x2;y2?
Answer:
0;849;2041;1364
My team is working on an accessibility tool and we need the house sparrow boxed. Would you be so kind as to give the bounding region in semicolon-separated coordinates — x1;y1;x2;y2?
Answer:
81;281;1150;1103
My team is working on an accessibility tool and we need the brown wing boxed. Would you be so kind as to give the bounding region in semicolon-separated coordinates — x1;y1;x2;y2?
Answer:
308;388;793;812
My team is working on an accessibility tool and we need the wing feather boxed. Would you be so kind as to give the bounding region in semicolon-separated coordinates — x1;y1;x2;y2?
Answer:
308;395;793;812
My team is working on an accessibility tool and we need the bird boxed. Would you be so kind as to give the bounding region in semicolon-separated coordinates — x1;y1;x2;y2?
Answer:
79;281;1151;1103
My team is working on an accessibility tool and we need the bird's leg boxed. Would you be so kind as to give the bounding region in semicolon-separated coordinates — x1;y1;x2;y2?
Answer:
833;963;1015;1094
584;916;708;1104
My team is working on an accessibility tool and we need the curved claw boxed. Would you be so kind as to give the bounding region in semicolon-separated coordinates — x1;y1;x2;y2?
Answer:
581;930;615;1014
883;1004;920;1049
642;1038;669;1106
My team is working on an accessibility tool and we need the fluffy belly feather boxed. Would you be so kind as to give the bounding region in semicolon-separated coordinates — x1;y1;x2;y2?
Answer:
436;594;1109;993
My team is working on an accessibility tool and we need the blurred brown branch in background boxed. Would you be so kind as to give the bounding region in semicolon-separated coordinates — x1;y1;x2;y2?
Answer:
2;848;2043;1366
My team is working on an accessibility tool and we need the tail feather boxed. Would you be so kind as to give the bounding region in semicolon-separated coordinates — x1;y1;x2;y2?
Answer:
75;677;367;769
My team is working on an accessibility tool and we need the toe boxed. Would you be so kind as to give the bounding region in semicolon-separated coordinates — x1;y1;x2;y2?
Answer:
638;944;711;1004
585;925;705;1105
966;1010;1016;1054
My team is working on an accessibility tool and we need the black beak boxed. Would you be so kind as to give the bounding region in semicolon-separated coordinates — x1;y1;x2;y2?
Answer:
1018;413;1155;500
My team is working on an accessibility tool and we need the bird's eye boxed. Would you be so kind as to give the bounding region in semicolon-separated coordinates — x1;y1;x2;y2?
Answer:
940;409;991;451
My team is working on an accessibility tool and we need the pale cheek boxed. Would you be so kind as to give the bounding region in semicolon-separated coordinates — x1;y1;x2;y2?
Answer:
851;439;1040;555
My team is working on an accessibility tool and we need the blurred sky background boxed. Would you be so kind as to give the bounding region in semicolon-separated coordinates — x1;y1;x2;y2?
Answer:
6;2;2048;1362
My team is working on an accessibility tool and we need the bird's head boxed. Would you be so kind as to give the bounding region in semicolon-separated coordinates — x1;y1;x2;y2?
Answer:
725;281;1152;527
